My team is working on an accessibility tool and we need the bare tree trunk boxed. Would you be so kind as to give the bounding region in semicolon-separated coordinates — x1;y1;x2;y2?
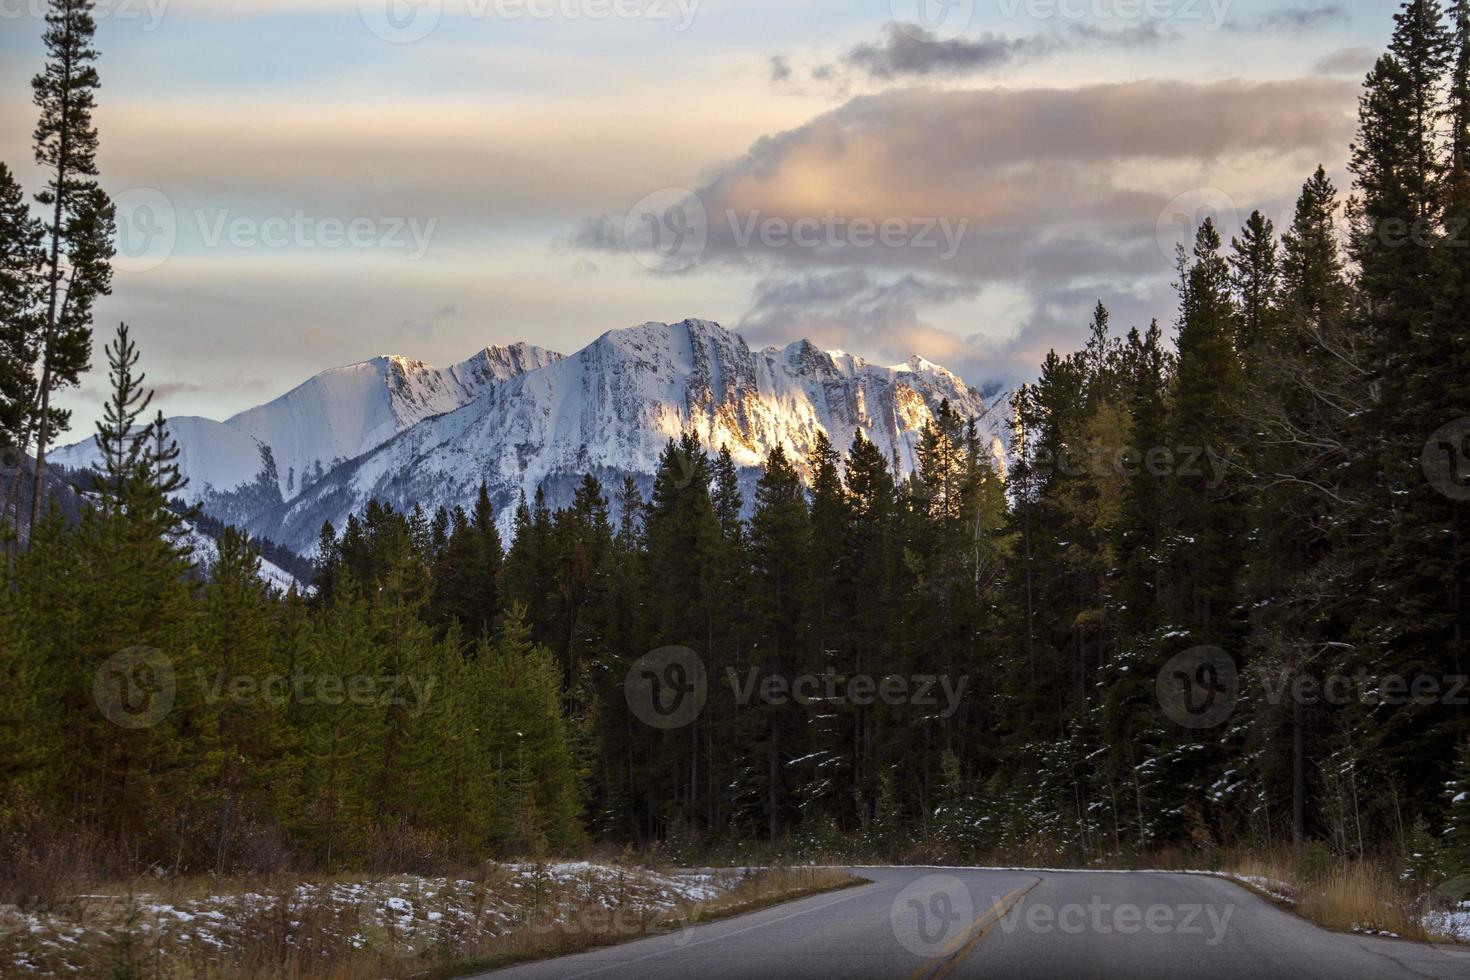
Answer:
768;729;778;844
1292;695;1305;843
31;102;68;537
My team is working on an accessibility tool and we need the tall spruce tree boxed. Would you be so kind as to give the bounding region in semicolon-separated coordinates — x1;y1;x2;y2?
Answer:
743;445;809;841
0;163;43;483
29;0;115;533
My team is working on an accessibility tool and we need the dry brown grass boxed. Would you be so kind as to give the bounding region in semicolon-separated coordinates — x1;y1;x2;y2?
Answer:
0;863;862;979
1221;848;1430;941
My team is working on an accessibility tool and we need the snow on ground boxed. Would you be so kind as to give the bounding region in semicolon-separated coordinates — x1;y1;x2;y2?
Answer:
0;863;744;974
1424;902;1470;944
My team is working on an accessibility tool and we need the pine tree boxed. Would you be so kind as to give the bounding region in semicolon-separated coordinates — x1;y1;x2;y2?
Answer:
196;527;291;872
1392;0;1452;223
639;434;721;835
0;163;43;483
742;445;809;841
1165;219;1244;642
1236;170;1359;847
92;324;148;514
842;430;901;827
433;481;503;643
29;0;116;533
502;487;558;651
474;605;584;854
1444;737;1470;872
1349;0;1468;825
16;323;198;860
1230;210;1280;361
310;520;340;607
799;431;850;821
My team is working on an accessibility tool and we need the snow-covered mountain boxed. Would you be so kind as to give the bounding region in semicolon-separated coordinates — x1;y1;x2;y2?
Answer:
57;320;1007;557
259;319;1008;553
224;343;561;500
53;343;559;526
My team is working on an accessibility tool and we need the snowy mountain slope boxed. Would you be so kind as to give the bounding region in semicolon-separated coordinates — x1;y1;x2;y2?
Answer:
260;319;1008;553
222;343;561;500
53;343;561;526
50;415;277;527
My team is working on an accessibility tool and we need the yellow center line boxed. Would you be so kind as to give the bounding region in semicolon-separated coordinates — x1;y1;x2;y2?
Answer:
905;877;1042;980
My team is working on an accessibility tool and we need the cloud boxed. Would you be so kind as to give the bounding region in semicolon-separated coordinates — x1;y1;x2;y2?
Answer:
843;25;1051;80
769;55;793;83
399;304;459;339
737;270;978;353
571;78;1355;287
1235;3;1349;35
985;281;1176;379
833;21;1175;81
734;272;1184;392
568;77;1356;388
149;378;269;401
1312;45;1376;76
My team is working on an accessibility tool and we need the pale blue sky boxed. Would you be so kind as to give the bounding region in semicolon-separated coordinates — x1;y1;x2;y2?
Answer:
0;0;1393;430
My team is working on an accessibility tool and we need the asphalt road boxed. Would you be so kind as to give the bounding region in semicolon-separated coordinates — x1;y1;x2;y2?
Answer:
474;866;1470;980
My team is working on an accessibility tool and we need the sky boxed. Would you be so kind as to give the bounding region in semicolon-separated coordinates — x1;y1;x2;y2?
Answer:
0;0;1393;432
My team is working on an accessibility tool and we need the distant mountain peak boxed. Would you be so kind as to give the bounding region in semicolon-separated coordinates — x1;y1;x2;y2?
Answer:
55;319;1006;556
